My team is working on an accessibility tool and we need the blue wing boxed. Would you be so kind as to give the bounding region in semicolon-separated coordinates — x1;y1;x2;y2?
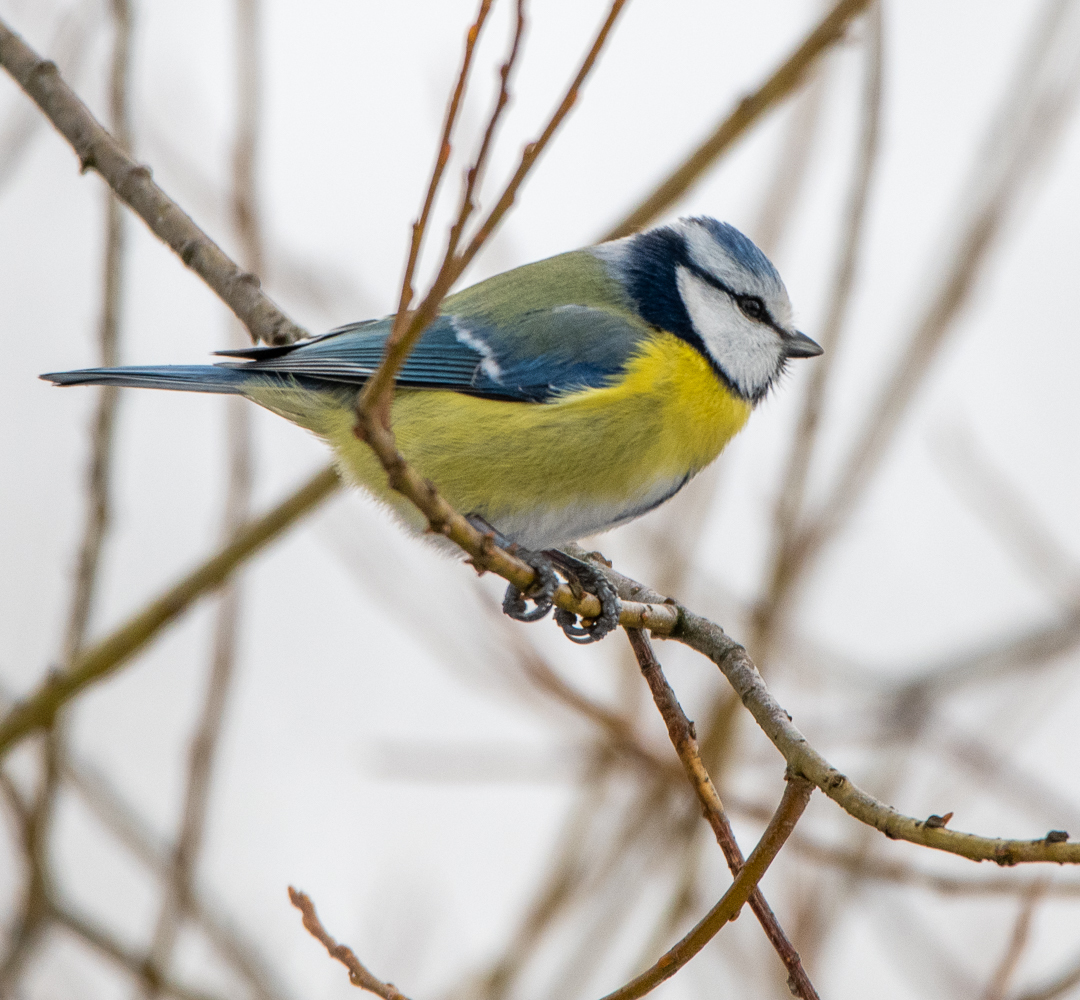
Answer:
215;306;648;404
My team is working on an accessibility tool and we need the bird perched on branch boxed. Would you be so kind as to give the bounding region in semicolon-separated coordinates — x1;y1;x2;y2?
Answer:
44;216;820;642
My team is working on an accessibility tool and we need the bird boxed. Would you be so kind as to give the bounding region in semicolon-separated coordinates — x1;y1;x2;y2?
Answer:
43;216;821;642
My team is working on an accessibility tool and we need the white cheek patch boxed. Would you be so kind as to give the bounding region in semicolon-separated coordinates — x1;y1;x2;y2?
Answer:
676;267;784;399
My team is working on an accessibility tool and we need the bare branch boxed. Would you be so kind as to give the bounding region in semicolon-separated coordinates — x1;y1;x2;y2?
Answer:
603;0;872;240
445;0;526;262
597;774;813;1000
676;606;1080;864
0;18;305;345
625;628;820;1000
393;0;493;329
358;0;629;429
289;888;412;1000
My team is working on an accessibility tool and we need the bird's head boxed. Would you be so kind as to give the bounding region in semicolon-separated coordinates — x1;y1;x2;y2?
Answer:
594;216;821;402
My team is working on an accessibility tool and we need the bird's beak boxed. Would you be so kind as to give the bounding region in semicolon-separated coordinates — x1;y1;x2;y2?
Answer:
783;330;823;358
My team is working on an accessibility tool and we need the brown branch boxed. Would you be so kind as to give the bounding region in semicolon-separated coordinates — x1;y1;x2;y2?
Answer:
567;554;1080;864
597;774;813;1000
675;607;1080;864
0;464;341;758
346;2;665;648
625;628;819;1000
0;18;306;345
392;0;493;345
770;824;1080;897
445;0;526;263
358;0;628;430
289;887;412;1000
603;0;872;240
0;0;841;760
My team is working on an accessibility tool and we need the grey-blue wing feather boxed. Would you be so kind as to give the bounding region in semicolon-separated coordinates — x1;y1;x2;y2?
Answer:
215;307;647;403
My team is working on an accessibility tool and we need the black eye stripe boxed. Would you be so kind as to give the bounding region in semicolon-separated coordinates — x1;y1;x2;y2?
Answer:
684;263;783;334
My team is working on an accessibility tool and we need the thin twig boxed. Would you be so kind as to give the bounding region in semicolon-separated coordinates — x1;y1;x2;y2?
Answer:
0;18;305;345
347;2;675;650
597;774;814;1000
445;0;526;262
357;0;629;430
603;0;872;240
625;628;820;1000
576;556;1080;863
675;606;1080;864
772;825;1080;896
391;0;493;345
289;888;412;1000
0;0;853;763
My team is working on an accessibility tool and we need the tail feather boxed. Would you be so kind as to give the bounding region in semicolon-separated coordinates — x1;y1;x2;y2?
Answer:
40;365;251;394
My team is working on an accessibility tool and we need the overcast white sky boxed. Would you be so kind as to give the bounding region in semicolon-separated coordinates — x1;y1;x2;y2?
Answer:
2;1;1080;997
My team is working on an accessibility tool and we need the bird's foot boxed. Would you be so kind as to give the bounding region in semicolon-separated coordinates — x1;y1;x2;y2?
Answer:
545;550;620;644
464;516;620;642
501;549;560;622
466;514;558;623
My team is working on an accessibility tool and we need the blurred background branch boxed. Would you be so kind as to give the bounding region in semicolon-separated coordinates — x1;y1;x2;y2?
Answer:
1;0;1079;998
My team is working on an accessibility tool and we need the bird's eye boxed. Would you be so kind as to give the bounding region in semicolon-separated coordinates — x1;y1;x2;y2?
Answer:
737;296;767;322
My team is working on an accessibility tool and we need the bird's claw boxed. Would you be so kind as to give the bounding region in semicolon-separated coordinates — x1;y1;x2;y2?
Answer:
467;514;620;642
501;549;559;623
547;551;620;644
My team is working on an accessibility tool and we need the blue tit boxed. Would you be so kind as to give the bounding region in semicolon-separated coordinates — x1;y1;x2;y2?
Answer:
43;216;820;640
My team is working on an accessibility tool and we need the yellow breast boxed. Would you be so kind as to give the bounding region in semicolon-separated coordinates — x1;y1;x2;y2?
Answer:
252;331;751;547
